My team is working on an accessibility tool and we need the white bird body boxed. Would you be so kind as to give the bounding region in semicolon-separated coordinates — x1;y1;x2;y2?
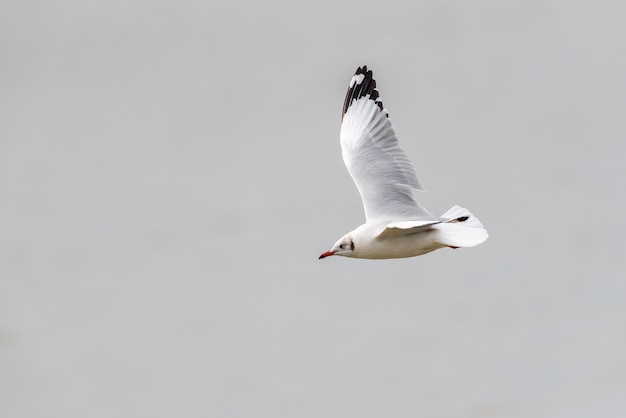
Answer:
319;66;488;260
346;221;444;259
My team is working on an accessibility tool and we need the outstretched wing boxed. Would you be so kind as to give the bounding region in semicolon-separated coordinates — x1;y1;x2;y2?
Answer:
340;66;433;222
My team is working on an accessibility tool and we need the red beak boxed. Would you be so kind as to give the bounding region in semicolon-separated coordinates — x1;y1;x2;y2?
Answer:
318;250;335;259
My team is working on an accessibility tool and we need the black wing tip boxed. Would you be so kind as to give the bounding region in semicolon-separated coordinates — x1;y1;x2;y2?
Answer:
341;65;387;120
355;65;369;75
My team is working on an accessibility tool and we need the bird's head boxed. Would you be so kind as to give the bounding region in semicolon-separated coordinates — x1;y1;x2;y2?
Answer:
319;234;355;259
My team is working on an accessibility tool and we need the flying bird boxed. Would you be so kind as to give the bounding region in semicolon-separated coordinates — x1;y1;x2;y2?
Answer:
319;66;488;260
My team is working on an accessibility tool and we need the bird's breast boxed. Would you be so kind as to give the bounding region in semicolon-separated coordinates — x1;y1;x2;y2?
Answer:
355;230;445;259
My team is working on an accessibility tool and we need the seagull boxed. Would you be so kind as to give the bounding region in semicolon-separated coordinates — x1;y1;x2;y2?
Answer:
319;66;488;260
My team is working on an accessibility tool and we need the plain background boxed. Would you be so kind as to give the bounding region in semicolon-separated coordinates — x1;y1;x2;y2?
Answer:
2;0;626;417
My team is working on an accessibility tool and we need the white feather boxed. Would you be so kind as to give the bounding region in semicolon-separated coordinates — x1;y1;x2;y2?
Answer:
433;205;489;248
340;96;432;221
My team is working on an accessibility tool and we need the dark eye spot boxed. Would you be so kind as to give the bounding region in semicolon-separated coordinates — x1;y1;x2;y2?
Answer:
350;241;355;251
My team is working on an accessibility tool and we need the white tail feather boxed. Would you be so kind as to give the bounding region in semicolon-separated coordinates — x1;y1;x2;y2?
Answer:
433;205;488;248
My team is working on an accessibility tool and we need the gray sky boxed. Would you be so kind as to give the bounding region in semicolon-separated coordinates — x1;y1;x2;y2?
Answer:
2;1;626;417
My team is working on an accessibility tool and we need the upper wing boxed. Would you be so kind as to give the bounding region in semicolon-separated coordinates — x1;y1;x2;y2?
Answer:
340;66;434;222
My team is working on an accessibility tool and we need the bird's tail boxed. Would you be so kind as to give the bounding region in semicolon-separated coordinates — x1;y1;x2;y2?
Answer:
433;205;488;248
